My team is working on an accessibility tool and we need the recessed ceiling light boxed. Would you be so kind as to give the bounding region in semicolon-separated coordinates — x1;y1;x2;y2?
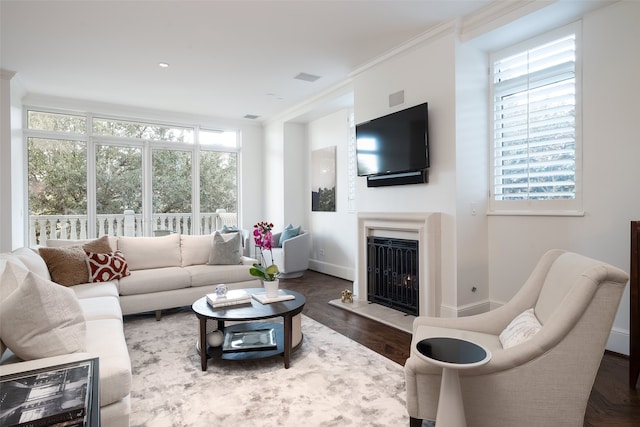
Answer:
158;62;170;68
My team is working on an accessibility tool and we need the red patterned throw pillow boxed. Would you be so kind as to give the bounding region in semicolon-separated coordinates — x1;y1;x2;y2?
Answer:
85;250;131;282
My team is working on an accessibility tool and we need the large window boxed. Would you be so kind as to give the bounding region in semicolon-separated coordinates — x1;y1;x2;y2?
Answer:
489;23;582;215
26;109;239;243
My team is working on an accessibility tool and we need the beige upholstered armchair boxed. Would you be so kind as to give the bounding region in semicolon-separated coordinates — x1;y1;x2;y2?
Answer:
405;249;629;427
270;229;310;278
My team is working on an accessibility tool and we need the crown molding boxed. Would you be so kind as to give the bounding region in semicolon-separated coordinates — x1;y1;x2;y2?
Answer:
459;0;555;43
1;69;17;80
348;20;458;79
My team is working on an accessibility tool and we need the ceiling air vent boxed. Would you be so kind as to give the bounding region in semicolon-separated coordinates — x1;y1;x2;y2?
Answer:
243;114;260;120
294;72;321;82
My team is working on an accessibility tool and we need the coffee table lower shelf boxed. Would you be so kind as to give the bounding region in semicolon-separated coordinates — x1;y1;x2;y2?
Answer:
218;322;285;361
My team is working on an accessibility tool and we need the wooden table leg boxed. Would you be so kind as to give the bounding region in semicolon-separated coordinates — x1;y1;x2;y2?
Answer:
283;315;292;369
199;317;208;371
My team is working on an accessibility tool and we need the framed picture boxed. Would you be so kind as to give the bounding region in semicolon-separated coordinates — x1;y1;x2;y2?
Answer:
311;146;336;212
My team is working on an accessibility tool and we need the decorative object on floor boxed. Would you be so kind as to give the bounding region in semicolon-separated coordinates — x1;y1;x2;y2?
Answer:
249;221;281;282
124;309;409;426
341;288;353;303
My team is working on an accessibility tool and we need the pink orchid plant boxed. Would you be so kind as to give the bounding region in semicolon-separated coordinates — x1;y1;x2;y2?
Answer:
250;221;280;281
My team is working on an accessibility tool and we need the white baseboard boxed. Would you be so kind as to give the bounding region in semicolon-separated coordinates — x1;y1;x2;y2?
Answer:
440;299;492;318
308;259;355;281
607;326;630;355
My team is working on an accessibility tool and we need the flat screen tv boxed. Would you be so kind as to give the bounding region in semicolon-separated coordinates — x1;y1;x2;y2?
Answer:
355;102;429;177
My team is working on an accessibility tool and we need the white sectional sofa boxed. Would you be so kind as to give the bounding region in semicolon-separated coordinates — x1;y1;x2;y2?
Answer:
0;232;260;426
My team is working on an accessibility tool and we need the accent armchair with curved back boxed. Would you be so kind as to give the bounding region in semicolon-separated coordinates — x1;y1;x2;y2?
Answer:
405;249;629;427
270;229;310;279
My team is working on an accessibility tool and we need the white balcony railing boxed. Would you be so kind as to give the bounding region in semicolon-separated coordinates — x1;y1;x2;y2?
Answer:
29;210;238;246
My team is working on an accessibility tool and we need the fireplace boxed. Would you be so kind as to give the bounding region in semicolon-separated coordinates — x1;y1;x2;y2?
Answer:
356;212;441;317
367;236;419;315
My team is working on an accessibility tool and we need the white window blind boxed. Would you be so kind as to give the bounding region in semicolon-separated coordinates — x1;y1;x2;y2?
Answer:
492;32;577;205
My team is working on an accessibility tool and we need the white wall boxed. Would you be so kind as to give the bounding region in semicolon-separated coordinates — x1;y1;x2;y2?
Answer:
352;30;461;312
0;70;25;251
298;0;637;354
307;109;356;280
262;121;285;229
487;1;640;354
454;41;490;313
238;123;264;231
283;122;308;229
0;70;13;252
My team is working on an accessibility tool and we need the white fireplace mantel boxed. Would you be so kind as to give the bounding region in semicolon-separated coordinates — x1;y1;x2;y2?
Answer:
355;212;441;317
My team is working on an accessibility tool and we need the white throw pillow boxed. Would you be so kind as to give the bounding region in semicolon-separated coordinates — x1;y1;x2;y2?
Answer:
12;247;51;280
0;271;87;360
499;308;542;349
0;261;25;303
181;235;213;266
208;232;242;265
117;234;181;270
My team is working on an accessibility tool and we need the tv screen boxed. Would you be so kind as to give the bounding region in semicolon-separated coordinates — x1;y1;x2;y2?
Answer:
355;103;429;177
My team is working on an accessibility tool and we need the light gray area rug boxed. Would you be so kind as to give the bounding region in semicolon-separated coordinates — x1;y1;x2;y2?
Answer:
124;309;410;426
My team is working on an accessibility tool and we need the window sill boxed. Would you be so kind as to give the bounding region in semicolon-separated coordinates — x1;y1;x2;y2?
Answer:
486;210;585;217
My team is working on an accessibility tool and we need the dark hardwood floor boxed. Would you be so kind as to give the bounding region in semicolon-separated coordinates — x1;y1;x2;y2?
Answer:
281;270;640;427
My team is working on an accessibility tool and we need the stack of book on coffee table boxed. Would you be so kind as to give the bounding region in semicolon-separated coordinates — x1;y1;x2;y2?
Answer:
252;289;295;304
206;289;251;308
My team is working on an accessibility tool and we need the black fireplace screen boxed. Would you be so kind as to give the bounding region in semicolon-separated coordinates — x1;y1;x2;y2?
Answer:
367;236;419;316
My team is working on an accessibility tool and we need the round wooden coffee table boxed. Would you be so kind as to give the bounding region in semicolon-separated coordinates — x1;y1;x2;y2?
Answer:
192;288;305;370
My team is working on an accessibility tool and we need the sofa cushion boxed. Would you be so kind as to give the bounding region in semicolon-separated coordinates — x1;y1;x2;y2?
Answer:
12;247;51;280
117;234;181;270
84;318;131;406
208;231;242;265
0;271;87;360
86;250;131;282
117;267;191;295
78;296;123;322
71;281;120;300
186;264;254;287
180;234;212;267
